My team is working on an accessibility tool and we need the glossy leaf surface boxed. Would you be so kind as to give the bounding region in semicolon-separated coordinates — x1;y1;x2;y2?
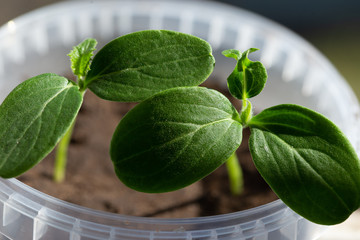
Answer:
0;73;83;178
223;48;267;100
248;104;360;225
85;30;215;102
110;87;242;192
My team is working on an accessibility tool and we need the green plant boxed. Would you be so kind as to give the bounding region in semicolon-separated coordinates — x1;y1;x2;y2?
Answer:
0;30;359;226
0;30;214;182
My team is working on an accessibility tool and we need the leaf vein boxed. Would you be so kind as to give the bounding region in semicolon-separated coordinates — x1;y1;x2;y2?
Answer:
251;121;314;134
0;85;71;169
87;54;211;86
119;118;233;165
270;132;353;212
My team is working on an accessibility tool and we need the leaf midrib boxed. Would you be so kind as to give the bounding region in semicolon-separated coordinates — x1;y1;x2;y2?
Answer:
118;118;235;165
264;130;353;213
136;120;236;180
0;85;73;169
86;54;211;87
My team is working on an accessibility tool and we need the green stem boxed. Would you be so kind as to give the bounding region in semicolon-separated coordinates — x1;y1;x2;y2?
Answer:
240;99;252;125
54;120;76;182
226;151;244;195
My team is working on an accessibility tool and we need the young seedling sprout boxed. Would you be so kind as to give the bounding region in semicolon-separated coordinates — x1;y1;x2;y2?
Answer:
0;30;359;226
0;30;215;182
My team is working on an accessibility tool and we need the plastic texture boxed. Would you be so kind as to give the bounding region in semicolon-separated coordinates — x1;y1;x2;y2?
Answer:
0;1;359;239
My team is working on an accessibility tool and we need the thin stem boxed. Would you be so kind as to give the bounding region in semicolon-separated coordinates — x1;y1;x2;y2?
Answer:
226;151;244;195
77;75;86;92
240;99;253;125
53;120;76;182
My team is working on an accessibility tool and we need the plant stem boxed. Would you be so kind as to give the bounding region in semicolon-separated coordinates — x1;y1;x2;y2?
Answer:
226;151;244;195
240;99;252;125
54;120;76;182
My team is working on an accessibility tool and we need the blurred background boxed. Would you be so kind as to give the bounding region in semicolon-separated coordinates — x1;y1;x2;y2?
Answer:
0;0;359;239
0;0;359;97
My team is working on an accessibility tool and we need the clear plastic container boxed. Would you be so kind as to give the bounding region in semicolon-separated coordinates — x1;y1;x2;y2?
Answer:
0;1;359;239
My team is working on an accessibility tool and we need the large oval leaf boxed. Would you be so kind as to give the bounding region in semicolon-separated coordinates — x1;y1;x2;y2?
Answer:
85;30;215;102
248;104;360;225
0;73;83;178
110;87;242;193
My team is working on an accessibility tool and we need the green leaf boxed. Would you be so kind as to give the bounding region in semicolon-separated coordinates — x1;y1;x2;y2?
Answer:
85;30;215;102
223;48;267;100
248;104;360;225
0;73;83;178
110;87;242;193
222;49;242;60
68;38;97;79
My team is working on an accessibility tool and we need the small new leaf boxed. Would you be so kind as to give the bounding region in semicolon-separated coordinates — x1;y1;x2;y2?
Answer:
110;87;242;193
68;38;97;79
223;48;267;100
0;73;83;178
222;49;242;60
248;104;360;225
85;30;215;102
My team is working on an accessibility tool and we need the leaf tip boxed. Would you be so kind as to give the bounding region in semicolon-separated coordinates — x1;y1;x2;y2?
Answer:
222;49;242;61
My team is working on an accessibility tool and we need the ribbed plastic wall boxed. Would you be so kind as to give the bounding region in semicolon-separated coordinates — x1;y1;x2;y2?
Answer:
0;179;327;240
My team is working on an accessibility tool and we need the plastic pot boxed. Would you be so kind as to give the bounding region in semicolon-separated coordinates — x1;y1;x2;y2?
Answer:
0;1;359;239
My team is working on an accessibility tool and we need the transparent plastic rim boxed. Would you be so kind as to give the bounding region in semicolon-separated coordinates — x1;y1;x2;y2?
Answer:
0;177;301;237
4;177;293;223
0;0;358;236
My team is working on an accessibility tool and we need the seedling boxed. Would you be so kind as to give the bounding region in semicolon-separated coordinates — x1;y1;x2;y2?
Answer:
0;30;214;182
0;30;359;226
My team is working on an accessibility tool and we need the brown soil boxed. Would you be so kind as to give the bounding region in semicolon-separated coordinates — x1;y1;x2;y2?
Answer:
17;84;278;218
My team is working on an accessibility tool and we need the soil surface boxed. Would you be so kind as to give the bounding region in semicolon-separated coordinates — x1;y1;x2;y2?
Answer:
17;84;278;218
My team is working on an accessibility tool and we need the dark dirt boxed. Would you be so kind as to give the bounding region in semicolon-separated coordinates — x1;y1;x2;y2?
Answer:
17;84;278;218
